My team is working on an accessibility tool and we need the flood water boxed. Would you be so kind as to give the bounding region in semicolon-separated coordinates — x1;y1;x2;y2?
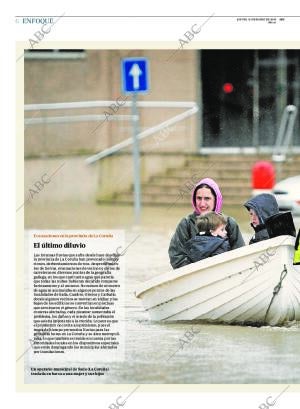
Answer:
24;203;300;383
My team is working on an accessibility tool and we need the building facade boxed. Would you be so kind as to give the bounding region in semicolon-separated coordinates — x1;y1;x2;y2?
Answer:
23;49;300;203
25;48;300;158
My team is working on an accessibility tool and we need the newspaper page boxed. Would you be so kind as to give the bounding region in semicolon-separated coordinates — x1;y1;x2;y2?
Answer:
11;3;300;409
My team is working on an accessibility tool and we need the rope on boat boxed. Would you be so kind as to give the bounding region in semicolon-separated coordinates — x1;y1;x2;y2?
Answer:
264;265;288;324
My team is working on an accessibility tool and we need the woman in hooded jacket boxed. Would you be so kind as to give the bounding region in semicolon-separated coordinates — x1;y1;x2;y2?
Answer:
168;177;245;269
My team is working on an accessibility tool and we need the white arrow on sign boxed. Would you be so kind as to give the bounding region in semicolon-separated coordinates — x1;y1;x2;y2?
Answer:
129;63;143;90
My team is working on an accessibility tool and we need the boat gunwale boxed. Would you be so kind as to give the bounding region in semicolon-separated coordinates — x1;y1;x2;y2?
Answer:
135;235;296;299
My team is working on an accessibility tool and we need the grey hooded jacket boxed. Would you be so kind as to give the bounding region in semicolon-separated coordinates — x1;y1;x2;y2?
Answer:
244;193;279;244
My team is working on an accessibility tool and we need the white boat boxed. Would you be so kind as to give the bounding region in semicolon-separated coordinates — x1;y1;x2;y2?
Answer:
135;235;300;326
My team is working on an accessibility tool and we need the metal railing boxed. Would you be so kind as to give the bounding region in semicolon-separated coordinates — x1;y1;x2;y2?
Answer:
24;100;199;163
272;105;298;162
24;99;199;223
85;101;198;164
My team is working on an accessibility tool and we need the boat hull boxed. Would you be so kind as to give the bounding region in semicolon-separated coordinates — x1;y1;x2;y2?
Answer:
135;236;300;326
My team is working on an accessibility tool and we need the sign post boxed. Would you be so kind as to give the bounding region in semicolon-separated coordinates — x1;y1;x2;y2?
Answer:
121;58;150;224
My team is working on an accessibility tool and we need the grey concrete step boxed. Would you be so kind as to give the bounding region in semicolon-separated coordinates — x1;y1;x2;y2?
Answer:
183;162;300;170
112;191;252;205
167;168;252;178
141;184;252;196
186;154;300;163
99;154;300;206
157;168;298;183
151;175;251;185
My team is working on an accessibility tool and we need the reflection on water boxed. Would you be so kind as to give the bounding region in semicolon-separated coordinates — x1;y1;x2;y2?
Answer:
25;203;300;383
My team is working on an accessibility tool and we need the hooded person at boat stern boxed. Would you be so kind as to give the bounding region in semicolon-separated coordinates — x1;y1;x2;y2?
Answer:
244;193;279;244
168;177;245;269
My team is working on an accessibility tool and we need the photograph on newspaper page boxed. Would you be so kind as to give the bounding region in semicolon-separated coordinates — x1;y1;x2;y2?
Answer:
19;44;300;387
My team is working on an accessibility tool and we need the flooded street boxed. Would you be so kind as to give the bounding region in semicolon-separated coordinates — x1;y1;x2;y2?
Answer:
114;319;300;384
24;203;300;383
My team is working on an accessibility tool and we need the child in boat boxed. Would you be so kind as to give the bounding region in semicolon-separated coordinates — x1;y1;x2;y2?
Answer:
184;212;231;263
244;193;279;244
